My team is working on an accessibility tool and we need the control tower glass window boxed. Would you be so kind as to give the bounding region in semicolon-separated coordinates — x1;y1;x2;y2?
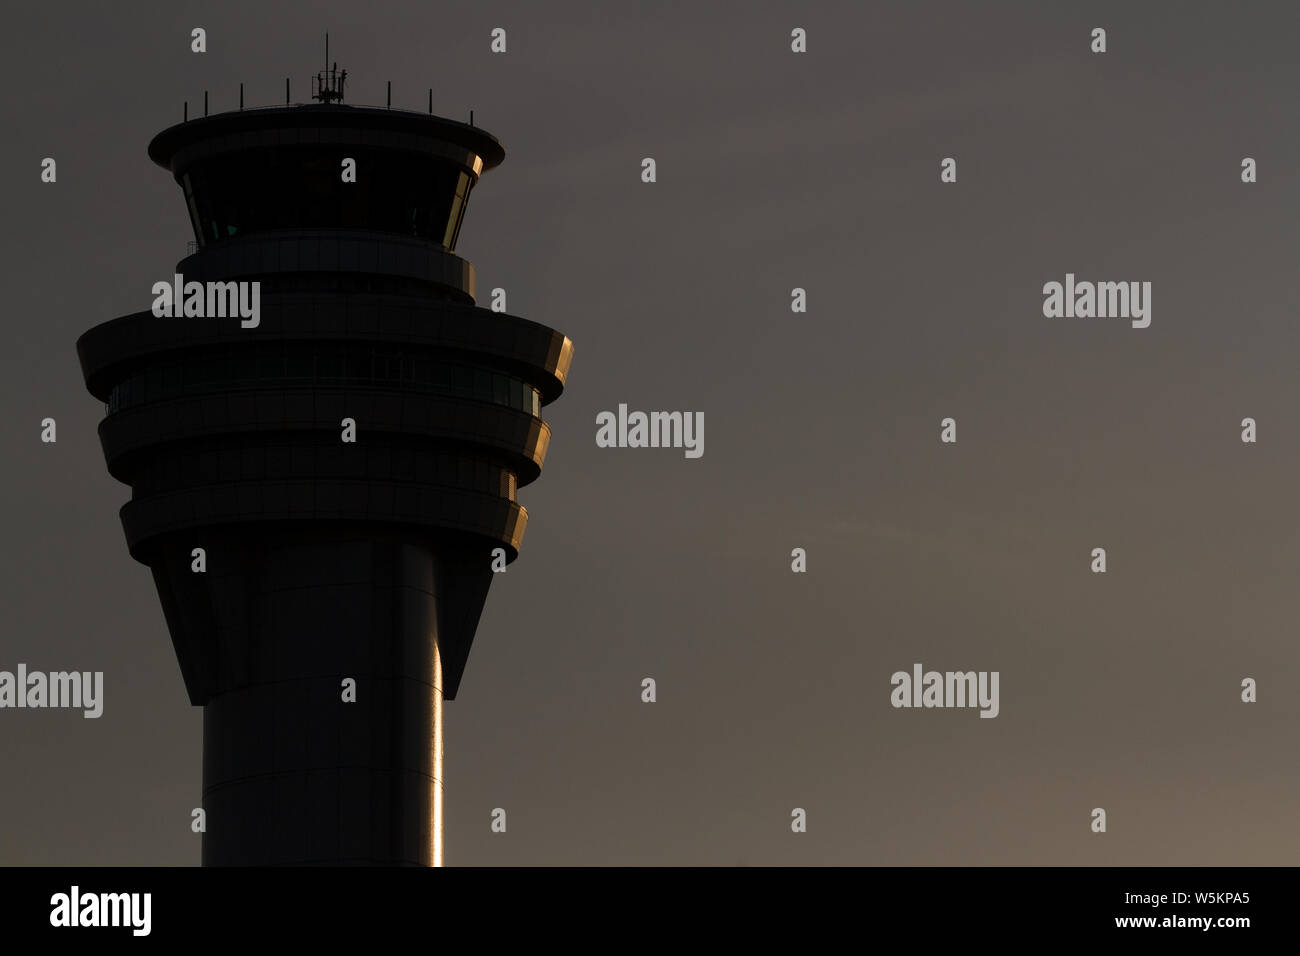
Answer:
182;147;476;249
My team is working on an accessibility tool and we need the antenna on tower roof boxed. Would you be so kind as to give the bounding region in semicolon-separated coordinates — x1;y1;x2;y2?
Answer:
313;33;346;104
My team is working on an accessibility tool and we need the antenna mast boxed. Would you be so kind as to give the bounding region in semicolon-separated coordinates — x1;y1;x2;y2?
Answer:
313;33;346;104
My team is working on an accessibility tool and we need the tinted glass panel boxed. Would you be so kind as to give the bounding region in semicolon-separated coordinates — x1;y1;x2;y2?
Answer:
184;147;475;249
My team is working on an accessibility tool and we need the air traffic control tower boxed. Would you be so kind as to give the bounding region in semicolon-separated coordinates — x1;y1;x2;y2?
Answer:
76;65;573;866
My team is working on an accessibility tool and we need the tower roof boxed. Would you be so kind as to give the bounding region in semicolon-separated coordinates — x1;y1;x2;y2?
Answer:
148;104;505;173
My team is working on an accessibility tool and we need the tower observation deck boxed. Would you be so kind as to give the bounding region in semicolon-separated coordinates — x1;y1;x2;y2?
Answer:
76;74;573;866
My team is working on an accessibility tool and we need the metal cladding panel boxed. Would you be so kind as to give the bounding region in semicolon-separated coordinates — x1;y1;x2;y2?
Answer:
188;538;459;864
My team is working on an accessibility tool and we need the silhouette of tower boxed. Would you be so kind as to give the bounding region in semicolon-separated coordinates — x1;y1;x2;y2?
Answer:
75;67;572;866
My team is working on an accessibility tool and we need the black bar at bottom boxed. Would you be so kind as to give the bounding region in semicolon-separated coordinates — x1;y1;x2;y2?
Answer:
0;866;1277;944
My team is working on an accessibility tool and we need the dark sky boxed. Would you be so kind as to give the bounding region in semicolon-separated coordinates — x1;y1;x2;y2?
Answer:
3;0;1299;865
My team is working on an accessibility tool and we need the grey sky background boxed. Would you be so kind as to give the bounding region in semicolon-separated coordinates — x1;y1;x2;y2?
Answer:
3;0;1299;864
